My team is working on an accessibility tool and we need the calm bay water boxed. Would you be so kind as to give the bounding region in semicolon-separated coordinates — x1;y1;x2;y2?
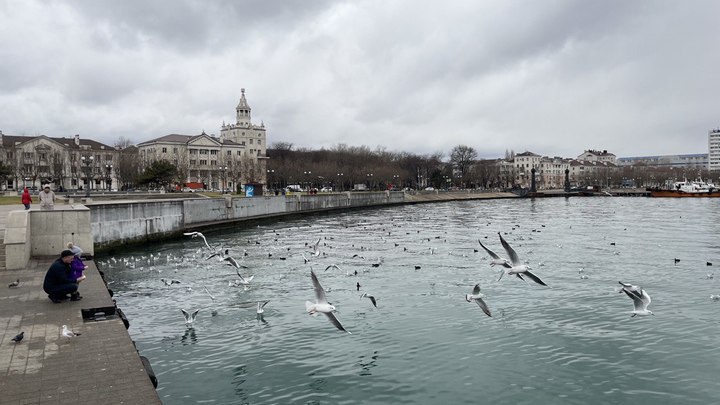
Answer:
99;197;720;404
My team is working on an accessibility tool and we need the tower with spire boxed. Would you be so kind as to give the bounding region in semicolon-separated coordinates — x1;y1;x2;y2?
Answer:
220;88;267;158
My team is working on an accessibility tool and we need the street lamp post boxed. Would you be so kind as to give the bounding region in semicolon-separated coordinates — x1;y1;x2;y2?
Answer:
336;173;344;191
392;174;400;190
105;164;113;191
304;171;312;191
366;173;373;190
81;156;94;198
266;169;274;192
221;166;228;193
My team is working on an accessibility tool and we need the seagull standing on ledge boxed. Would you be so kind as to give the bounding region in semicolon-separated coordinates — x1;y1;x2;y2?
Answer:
62;325;81;338
306;270;351;334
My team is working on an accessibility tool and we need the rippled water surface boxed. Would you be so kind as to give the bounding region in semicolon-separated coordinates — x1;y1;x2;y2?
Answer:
99;197;720;404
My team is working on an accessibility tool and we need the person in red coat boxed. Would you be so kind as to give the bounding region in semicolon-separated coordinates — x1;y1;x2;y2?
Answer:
21;187;32;210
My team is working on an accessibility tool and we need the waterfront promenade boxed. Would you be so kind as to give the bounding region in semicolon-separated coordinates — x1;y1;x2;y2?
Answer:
0;203;160;404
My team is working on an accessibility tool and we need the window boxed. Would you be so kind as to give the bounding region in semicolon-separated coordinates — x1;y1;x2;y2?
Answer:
226;150;232;156
39;153;47;160
210;150;218;155
6;152;13;159
190;149;198;155
250;139;254;145
162;147;167;153
173;148;178;153
237;151;242;156
200;159;207;165
258;140;262;146
190;160;196;165
210;161;217;166
23;152;33;159
200;149;208;155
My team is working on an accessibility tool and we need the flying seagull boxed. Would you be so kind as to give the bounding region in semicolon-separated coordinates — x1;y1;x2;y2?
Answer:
360;292;378;308
160;278;181;287
310;238;321;257
478;240;512;268
62;325;81;338
305;270;351;334
183;231;211;249
618;281;653;316
223;255;248;270
465;284;492;317
498;233;547;286
181;309;201;326
11;331;24;343
8;279;20;288
257;300;270;314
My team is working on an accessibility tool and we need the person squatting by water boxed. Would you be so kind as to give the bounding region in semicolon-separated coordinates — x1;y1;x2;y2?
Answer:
21;187;32;210
43;249;86;303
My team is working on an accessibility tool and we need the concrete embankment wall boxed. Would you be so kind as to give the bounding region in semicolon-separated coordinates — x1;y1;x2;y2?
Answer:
90;191;411;250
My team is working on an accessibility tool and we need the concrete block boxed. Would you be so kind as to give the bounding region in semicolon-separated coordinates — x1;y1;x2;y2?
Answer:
6;210;29;228
4;227;28;244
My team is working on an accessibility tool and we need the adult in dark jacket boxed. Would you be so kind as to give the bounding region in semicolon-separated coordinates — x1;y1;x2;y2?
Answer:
43;250;86;303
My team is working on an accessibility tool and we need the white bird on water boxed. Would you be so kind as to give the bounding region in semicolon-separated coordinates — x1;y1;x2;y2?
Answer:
618;281;653;316
306;270;351;334
309;238;321;257
62;325;81;338
465;284;492;317
497;233;547;286
181;309;201;326
183;231;211;249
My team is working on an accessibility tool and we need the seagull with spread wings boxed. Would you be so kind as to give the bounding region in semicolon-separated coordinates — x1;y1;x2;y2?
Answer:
306;270;351;334
183;231;211;249
497;233;547;286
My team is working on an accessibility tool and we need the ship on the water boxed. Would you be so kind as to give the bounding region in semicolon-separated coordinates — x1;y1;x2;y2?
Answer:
649;178;720;197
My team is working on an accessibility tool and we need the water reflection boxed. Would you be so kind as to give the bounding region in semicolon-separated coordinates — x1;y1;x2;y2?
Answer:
180;327;197;345
357;351;380;376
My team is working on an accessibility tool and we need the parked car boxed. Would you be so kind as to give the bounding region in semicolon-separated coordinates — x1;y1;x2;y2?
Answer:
181;187;196;193
320;187;333;192
424;187;435;191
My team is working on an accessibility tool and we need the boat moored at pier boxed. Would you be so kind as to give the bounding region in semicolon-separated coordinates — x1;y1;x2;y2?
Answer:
649;178;720;197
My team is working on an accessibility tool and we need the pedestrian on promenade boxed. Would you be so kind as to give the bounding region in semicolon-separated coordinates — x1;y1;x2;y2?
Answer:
21;187;32;210
39;185;55;210
67;242;88;279
43;249;86;303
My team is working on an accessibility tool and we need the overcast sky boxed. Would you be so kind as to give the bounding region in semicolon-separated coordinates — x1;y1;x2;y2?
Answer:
1;0;719;159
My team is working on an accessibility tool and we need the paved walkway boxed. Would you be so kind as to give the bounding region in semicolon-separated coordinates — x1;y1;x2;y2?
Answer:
0;256;161;402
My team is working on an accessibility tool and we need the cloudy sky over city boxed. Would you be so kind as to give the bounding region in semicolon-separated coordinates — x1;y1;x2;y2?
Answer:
1;0;719;159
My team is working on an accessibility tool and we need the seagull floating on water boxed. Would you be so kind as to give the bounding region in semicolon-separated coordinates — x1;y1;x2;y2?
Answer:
305;270;351;334
62;325;81;338
465;284;492;317
497;233;547;286
181;309;201;326
618;281;653;316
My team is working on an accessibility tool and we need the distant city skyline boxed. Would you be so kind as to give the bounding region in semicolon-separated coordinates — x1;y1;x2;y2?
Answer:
1;1;719;159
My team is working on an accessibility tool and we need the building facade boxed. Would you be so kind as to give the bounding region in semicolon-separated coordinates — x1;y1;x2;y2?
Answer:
136;90;268;190
709;128;720;171
0;131;117;191
616;153;708;169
